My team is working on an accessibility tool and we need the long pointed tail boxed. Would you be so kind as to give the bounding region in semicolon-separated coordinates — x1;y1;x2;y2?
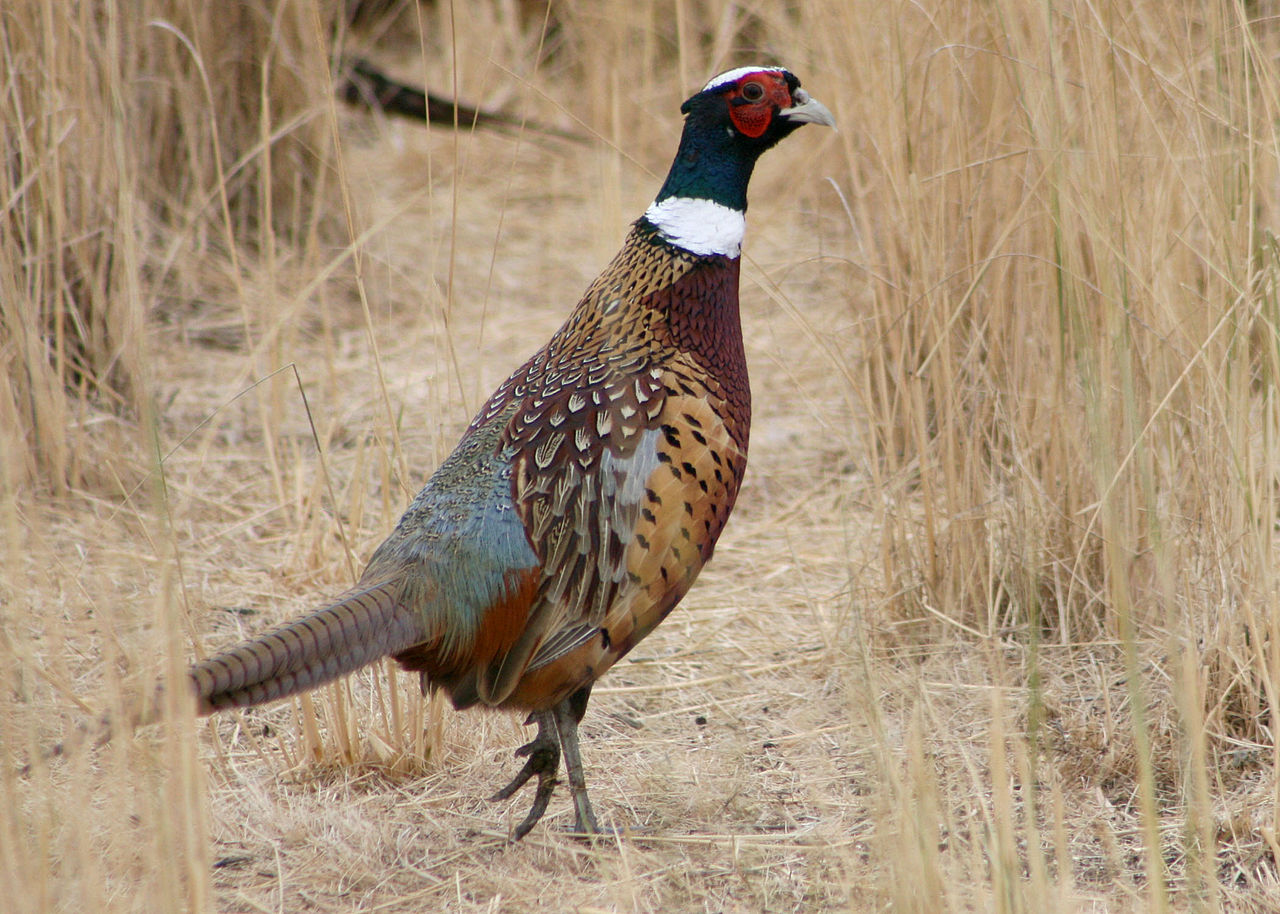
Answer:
190;580;426;714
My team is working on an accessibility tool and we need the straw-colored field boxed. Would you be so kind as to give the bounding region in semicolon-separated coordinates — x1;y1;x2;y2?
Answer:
5;1;1280;911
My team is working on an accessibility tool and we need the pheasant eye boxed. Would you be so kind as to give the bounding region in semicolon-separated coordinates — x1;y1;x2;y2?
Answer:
740;81;765;102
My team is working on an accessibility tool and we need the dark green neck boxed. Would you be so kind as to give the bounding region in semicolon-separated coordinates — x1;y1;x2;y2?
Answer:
652;118;759;212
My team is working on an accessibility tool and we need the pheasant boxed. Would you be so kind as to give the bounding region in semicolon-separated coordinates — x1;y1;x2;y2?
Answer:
191;66;834;838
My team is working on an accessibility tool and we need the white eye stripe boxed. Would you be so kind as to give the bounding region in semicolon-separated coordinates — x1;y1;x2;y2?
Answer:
701;66;788;92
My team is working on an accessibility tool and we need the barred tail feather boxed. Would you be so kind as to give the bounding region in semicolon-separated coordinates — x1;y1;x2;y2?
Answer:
190;580;425;713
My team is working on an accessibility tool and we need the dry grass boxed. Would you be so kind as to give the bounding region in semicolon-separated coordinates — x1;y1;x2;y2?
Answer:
5;0;1280;910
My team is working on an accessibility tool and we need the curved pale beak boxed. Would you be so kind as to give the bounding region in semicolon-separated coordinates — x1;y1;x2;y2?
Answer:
780;88;836;128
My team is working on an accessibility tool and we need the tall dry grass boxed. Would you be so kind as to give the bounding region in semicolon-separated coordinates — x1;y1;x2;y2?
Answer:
815;1;1280;908
5;0;1280;910
1;1;343;909
0;0;339;495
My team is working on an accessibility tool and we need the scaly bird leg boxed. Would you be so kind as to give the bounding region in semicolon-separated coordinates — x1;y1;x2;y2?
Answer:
553;693;601;836
490;710;560;840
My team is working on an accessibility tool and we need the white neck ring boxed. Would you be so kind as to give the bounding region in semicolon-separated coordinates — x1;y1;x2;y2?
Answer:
643;197;746;257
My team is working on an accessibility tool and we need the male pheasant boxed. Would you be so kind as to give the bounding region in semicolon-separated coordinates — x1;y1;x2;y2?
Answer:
191;66;834;838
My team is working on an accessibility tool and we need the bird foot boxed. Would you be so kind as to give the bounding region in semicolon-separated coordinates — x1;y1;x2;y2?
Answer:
489;697;607;841
564;814;608;842
563;782;601;838
489;715;561;840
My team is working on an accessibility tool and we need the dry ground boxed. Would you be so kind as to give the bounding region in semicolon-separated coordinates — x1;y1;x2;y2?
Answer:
8;2;1280;912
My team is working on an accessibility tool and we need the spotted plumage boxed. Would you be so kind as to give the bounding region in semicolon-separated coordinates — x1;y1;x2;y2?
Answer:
190;65;834;839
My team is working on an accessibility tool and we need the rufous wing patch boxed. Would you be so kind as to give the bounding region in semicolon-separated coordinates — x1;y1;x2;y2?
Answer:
474;566;550;705
392;565;543;703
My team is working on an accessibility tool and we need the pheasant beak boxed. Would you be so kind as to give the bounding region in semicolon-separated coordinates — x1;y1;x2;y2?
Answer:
779;88;836;129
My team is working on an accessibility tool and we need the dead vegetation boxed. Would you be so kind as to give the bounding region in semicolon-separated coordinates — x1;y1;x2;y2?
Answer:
5;0;1280;911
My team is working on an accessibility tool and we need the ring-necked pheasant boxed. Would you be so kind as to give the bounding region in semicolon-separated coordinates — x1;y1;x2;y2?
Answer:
191;66;834;838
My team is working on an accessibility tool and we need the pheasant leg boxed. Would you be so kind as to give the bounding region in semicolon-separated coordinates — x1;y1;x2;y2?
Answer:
553;695;601;836
490;710;560;840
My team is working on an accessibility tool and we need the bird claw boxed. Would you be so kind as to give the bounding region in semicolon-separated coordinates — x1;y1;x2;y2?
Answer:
488;737;558;802
566;806;602;839
489;714;562;840
510;767;559;841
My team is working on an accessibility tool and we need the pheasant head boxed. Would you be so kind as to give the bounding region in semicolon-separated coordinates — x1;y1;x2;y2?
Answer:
643;66;835;257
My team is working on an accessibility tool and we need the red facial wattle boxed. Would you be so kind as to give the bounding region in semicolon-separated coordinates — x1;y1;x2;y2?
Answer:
725;71;794;138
